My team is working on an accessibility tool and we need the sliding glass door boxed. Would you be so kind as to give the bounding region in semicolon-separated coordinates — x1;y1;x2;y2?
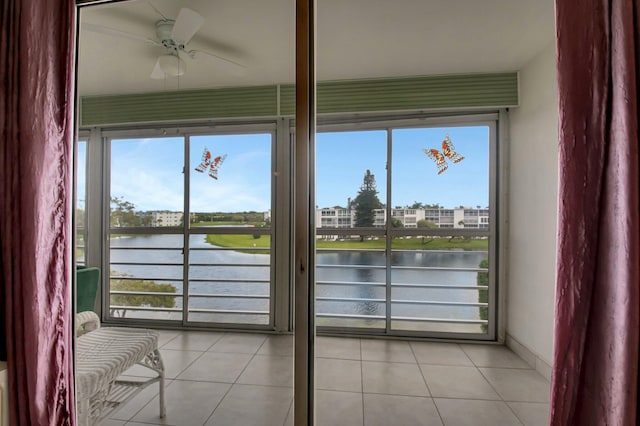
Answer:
187;132;274;326
105;129;276;328
315;130;388;330
315;118;496;338
108;136;185;321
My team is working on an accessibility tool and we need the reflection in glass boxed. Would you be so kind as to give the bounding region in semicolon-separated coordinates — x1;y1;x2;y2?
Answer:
76;140;87;264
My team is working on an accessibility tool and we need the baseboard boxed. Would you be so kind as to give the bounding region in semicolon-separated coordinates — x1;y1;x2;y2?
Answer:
505;334;552;381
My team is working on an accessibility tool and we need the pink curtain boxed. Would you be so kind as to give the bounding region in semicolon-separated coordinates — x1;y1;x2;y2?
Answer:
551;0;640;424
0;0;76;425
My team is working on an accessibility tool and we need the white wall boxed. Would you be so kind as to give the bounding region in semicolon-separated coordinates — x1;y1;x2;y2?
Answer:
507;41;558;369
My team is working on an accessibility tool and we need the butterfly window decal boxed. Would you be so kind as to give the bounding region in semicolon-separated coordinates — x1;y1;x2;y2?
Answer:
422;135;465;175
195;147;228;180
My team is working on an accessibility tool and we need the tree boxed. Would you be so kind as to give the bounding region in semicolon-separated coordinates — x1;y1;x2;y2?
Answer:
110;274;177;318
76;208;86;228
476;259;489;333
353;170;382;229
110;196;141;227
139;213;153;227
417;219;438;244
409;201;424;209
390;217;404;228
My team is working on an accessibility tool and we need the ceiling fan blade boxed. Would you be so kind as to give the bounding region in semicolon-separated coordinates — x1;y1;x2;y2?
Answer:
150;59;165;79
82;23;158;45
171;8;204;45
189;50;247;75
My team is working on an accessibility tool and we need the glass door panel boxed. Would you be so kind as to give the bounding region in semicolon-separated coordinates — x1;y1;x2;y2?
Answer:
390;126;491;335
188;133;273;326
76;139;87;265
315;130;387;330
108;136;185;321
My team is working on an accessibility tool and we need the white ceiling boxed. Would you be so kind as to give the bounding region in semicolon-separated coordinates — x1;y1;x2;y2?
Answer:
78;0;555;96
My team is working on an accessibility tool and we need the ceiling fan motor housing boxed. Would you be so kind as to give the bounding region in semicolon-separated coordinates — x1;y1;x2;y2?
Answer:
156;20;184;51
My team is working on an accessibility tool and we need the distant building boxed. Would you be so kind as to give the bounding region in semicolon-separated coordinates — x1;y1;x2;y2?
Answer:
315;207;489;229
317;207;353;228
391;208;425;228
151;211;183;227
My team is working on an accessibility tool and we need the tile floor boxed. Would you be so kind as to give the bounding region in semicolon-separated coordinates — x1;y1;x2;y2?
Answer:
104;330;550;426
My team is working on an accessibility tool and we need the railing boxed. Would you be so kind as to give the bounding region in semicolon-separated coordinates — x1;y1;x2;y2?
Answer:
106;231;490;335
315;241;490;334
107;233;272;326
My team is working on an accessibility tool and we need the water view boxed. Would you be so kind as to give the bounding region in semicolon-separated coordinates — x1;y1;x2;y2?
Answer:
109;234;488;333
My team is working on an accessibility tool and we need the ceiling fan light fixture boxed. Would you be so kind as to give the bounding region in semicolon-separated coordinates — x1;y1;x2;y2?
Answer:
158;54;186;77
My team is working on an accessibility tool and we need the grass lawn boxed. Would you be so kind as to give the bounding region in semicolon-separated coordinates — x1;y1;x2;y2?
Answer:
192;221;267;227
205;234;271;249
204;233;488;251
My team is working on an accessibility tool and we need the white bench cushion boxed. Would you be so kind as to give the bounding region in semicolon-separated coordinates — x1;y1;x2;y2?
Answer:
76;327;158;399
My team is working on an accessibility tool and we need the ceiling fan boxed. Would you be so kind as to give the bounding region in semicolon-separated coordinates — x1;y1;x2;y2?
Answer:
83;7;246;79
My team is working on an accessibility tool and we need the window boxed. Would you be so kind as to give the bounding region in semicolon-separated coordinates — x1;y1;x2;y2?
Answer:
188;132;273;325
104;129;275;327
75;139;88;265
108;136;185;321
315;117;496;337
87;115;496;338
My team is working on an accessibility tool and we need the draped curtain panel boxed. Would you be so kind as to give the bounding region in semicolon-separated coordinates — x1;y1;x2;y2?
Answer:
0;0;76;425
552;0;640;424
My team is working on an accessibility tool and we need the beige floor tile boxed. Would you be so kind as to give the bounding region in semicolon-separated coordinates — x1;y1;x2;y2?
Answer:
119;364;157;379
177;352;252;383
205;384;292;426
124;349;203;379
363;394;442;426
110;378;170;421
361;339;416;363
479;368;550;402
237;355;294;387
461;344;531;369
362;361;429;396
434;398;522;426
131;380;230;426
156;330;181;347
283;401;294;426
316;390;363;426
316;336;361;360
208;332;267;354
160;349;206;379
102;419;126;426
508;402;550;426
161;331;224;351
420;365;500;400
315;358;362;392
410;342;474;366
257;334;293;356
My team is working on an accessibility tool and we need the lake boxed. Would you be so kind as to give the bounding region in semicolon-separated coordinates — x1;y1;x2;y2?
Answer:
109;234;488;332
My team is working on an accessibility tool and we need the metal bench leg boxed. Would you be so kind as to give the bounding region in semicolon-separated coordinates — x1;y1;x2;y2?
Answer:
141;348;166;418
158;354;166;418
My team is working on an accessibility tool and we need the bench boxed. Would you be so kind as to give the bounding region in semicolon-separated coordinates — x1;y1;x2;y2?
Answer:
75;312;166;425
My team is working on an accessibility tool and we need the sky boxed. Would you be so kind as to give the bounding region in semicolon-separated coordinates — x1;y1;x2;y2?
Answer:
77;125;489;213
